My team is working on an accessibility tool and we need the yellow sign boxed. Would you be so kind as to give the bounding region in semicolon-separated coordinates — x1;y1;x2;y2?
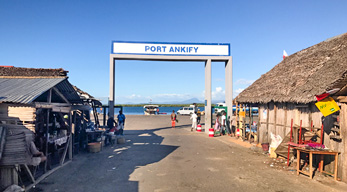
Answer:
315;97;340;117
239;111;246;117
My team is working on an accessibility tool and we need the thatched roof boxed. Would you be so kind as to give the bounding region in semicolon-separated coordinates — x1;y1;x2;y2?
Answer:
0;66;68;77
235;33;347;104
72;85;102;106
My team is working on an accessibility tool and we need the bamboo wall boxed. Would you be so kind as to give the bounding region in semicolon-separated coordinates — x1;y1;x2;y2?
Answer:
257;101;346;182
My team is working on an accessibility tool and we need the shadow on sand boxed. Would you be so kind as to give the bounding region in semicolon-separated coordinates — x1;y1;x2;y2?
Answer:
111;125;193;191
29;124;194;192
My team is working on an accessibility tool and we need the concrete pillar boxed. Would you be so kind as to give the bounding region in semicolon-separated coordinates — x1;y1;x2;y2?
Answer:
225;57;233;117
109;56;115;117
205;59;212;132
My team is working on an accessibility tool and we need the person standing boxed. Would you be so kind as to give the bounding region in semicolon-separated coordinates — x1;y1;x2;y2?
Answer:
220;112;226;135
222;111;231;136
171;110;177;128
231;112;237;136
214;113;221;136
197;109;201;125
190;112;198;131
117;110;126;131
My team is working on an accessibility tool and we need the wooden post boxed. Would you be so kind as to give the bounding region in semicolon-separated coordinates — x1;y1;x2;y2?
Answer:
103;106;106;127
284;103;288;135
68;111;73;160
308;103;312;131
236;102;239;136
274;103;277;135
73;111;77;156
266;103;270;142
44;88;52;173
242;104;246;140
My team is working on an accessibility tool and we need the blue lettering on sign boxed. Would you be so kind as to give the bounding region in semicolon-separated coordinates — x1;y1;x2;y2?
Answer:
145;45;200;54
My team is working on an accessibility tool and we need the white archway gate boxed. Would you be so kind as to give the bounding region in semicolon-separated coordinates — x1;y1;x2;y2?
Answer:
109;41;232;132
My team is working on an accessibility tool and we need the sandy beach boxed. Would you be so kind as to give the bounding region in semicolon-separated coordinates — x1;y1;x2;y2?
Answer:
31;114;347;192
96;114;205;131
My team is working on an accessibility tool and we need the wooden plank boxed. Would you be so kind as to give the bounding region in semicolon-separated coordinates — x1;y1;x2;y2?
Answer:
0;127;6;160
69;112;73;160
340;103;347;182
23;164;35;183
0;166;18;190
337;96;347;103
52;87;70;104
0;132;27;166
274;103;277;135
25;160;72;191
60;136;71;165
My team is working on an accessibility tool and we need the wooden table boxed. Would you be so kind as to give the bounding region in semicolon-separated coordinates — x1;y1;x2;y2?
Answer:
294;147;339;180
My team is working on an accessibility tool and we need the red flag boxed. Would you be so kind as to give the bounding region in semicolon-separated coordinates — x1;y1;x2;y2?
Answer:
283;50;288;59
315;93;330;101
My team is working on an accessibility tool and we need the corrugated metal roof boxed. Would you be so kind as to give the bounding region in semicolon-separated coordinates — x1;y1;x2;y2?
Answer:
55;80;82;103
0;78;66;104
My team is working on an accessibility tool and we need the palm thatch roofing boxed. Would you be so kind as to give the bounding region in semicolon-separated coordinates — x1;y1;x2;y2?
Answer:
235;33;347;104
0;66;68;77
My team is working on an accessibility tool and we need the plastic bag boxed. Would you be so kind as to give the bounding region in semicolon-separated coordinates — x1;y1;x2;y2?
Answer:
270;132;283;149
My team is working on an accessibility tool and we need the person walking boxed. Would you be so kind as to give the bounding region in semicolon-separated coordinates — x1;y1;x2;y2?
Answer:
171;110;177;128
190;112;198;131
197;109;201;125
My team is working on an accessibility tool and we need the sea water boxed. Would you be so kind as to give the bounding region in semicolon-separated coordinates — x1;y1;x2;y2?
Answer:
97;106;187;115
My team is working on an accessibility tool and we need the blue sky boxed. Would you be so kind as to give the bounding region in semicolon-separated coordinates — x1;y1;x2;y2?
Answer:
1;0;347;104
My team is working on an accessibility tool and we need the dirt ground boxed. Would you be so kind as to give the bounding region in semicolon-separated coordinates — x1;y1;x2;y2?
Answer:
30;115;347;192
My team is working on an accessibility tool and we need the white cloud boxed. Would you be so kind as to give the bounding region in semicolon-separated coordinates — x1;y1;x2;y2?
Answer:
125;94;142;99
235;79;255;86
233;88;244;98
152;93;190;99
212;87;225;100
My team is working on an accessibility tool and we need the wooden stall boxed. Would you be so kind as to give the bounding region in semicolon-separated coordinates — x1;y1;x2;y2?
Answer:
0;67;95;190
235;33;347;182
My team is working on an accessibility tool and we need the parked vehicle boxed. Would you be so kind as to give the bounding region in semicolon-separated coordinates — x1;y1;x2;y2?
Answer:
177;106;195;115
214;103;227;114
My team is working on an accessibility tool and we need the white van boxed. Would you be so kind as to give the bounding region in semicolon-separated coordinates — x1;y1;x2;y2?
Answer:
214;102;227;114
177;107;195;115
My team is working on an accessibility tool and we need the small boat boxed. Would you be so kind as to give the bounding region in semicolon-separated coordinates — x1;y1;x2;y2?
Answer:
143;105;159;115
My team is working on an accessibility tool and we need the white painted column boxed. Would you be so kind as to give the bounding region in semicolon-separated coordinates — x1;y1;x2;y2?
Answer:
225;57;233;117
109;55;115;118
205;59;212;132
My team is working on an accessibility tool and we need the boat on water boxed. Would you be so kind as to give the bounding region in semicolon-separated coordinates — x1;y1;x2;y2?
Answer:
143;105;159;115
